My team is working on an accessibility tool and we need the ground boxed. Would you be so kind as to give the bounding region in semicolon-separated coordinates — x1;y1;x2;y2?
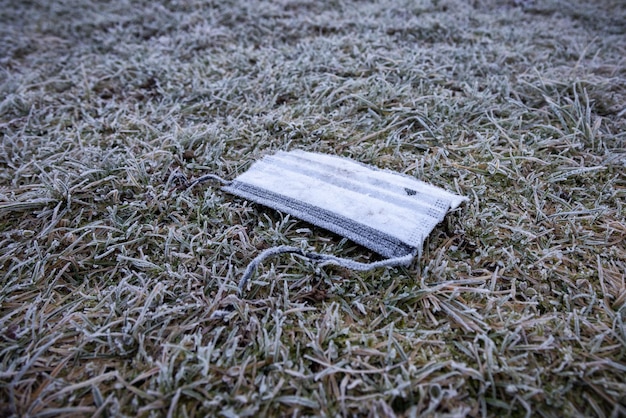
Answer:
1;0;625;416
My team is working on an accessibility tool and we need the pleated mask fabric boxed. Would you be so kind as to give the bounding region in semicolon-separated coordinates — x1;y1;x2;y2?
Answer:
217;150;468;292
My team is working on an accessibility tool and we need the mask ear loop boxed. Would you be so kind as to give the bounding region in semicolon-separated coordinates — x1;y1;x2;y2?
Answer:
186;173;232;188
238;245;416;295
185;174;418;295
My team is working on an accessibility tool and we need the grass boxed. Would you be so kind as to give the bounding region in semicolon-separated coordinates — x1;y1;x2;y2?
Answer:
1;0;625;416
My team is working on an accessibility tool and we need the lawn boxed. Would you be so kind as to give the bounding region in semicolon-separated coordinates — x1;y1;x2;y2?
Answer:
1;0;625;416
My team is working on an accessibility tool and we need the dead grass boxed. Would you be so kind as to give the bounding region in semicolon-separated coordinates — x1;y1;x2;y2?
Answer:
1;0;625;416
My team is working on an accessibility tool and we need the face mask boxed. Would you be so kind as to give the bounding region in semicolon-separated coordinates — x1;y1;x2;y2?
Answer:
190;150;467;293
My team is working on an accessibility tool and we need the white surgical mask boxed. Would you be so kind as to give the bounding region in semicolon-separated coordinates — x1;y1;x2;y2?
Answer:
192;150;467;293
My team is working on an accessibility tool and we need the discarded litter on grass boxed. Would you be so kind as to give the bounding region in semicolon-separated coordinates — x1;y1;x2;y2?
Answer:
191;150;467;292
